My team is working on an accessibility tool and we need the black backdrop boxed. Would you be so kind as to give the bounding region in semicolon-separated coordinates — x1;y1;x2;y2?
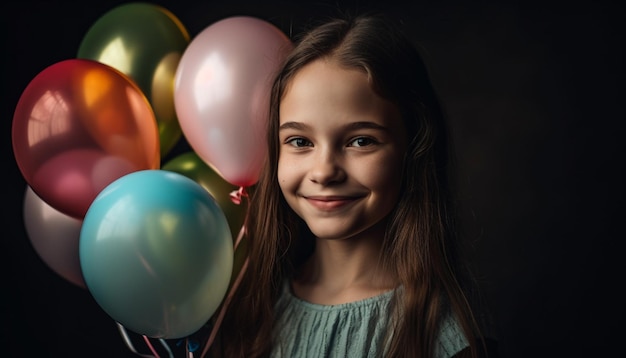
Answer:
2;1;624;357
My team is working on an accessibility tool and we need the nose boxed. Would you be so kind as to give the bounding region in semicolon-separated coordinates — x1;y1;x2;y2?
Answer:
309;148;346;185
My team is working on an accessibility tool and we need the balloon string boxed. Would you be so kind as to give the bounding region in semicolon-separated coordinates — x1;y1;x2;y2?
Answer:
117;323;155;357
118;323;150;357
200;191;251;358
230;186;248;250
199;186;248;358
117;322;174;358
158;339;174;358
142;335;161;358
186;338;192;358
233;219;246;251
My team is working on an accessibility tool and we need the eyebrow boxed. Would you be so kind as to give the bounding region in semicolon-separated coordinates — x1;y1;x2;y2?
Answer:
278;121;389;132
278;121;309;131
344;121;389;132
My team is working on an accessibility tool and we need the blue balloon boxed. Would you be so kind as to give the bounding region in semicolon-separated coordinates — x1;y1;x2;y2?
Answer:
80;169;233;339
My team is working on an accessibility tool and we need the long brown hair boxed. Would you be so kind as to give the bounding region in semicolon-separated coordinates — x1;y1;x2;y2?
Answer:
216;13;484;358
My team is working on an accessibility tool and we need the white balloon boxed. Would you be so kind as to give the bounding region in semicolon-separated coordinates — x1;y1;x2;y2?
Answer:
23;185;86;288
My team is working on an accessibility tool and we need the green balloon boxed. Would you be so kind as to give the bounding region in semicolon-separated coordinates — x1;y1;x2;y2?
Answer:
162;152;247;243
78;2;190;157
162;152;249;287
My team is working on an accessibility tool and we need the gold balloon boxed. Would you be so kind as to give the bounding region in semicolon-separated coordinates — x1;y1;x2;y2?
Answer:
77;3;190;157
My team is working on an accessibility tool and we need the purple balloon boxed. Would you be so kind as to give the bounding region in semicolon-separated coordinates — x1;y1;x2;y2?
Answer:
23;185;86;288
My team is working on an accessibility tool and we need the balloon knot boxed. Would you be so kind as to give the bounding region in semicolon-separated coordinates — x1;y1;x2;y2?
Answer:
177;338;199;352
188;339;199;352
229;186;248;205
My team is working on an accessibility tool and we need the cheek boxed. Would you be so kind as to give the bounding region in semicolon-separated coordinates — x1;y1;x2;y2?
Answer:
359;155;404;193
277;164;287;191
368;171;403;200
277;158;296;192
358;160;404;216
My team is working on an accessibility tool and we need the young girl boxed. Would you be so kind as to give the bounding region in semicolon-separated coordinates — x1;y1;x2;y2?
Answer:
212;12;490;358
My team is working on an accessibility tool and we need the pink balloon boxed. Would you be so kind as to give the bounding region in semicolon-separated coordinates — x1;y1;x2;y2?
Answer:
23;186;86;288
174;16;292;187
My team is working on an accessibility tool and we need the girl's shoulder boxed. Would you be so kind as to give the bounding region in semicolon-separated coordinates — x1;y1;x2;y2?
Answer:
435;310;471;358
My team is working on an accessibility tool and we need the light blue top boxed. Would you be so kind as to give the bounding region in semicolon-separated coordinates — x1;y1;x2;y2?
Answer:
271;282;469;358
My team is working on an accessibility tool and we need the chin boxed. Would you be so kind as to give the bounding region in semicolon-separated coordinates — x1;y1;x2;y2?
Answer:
311;233;350;241
307;224;370;241
308;217;389;242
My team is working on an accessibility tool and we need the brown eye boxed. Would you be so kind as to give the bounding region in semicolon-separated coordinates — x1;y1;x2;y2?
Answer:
348;137;376;147
287;137;312;147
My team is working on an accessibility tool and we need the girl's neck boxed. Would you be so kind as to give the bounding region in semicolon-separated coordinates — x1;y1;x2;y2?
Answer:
292;225;398;305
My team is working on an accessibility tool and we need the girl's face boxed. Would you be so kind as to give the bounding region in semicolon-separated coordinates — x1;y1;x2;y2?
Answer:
277;59;407;241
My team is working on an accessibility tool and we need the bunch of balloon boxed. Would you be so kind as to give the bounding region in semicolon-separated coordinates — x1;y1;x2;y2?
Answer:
77;2;190;158
12;0;190;351
173;16;293;356
12;56;161;318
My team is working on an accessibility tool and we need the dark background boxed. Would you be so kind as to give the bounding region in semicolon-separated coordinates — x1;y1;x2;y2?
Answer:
2;0;624;357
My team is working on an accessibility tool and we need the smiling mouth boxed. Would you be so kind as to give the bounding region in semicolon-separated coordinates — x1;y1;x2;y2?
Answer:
303;196;361;211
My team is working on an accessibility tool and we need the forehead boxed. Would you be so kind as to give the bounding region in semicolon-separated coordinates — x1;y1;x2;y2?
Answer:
282;58;370;102
279;59;401;129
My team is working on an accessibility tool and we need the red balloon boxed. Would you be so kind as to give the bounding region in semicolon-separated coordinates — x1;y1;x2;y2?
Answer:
12;59;160;219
